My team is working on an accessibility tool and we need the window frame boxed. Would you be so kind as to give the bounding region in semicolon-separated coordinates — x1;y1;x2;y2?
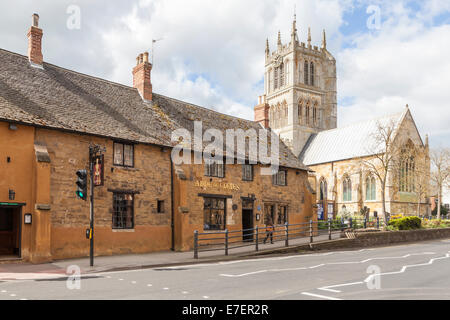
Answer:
203;197;227;231
272;169;287;186
204;160;225;178
113;142;134;168
242;164;253;181
112;192;135;230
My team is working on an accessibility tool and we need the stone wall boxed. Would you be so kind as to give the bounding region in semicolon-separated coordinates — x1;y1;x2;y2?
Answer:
35;128;173;259
173;159;315;251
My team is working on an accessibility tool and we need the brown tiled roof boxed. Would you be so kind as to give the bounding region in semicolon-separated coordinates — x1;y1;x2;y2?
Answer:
0;48;308;170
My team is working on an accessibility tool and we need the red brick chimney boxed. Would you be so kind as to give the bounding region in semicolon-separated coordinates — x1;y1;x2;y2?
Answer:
132;52;152;102
254;95;270;128
27;13;43;66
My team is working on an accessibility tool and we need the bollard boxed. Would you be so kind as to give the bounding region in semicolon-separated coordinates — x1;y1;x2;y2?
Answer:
364;218;367;229
341;218;344;232
328;218;331;240
194;230;199;259
349;217;353;229
225;229;229;256
285;222;289;247
377;217;380;229
309;220;313;243
255;226;259;252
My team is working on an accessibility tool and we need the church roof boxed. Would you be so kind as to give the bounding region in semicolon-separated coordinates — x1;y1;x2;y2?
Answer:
299;110;408;166
0;48;307;171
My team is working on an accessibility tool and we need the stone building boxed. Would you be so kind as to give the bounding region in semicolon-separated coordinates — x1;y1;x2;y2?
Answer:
255;17;430;219
0;14;314;262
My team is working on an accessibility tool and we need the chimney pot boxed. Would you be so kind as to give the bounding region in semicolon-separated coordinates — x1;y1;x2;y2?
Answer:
32;13;39;27
132;52;152;102
27;13;43;66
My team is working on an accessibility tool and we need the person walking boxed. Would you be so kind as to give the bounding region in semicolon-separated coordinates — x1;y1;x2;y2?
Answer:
263;218;274;244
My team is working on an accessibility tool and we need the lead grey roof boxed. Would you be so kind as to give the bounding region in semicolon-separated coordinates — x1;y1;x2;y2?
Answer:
0;48;307;170
299;111;407;166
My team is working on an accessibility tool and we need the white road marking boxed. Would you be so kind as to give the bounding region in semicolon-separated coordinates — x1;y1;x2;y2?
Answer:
220;252;436;278
163;287;169;290
1;290;6;293
157;249;377;270
319;282;364;293
301;292;342;300
182;291;189;294
364;251;450;283
147;284;153;287
10;294;16;297
203;296;209;299
319;251;450;293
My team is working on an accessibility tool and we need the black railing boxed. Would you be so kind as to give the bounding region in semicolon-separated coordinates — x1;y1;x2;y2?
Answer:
193;217;387;259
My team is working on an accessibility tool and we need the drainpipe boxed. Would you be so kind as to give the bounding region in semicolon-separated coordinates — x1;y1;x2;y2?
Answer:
170;154;175;251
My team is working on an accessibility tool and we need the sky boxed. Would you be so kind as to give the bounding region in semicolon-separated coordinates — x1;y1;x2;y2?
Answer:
1;0;449;201
1;0;448;146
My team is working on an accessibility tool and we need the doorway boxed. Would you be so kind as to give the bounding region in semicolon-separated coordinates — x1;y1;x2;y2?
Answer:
0;207;21;257
242;199;254;242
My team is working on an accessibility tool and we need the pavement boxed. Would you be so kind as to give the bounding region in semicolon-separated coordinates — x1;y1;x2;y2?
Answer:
1;238;450;300
0;231;341;278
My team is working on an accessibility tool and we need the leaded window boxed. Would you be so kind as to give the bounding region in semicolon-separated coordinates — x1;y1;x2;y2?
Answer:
204;160;225;178
203;197;226;230
242;164;253;181
114;142;134;167
273;169;287;186
112;193;134;229
343;176;352;202
366;176;376;201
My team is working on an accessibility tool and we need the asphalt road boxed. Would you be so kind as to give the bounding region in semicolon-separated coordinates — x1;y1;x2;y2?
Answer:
1;239;450;300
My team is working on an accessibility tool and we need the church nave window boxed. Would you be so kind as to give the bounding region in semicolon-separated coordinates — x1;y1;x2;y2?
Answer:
342;176;352;202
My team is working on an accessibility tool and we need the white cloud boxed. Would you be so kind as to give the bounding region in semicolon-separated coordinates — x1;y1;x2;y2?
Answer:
337;1;450;148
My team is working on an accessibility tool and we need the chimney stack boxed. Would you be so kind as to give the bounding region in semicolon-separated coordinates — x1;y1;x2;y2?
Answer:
254;95;270;128
27;13;43;66
132;51;152;102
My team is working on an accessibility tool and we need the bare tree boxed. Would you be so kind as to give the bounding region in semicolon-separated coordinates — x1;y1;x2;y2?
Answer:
430;148;450;219
359;119;401;221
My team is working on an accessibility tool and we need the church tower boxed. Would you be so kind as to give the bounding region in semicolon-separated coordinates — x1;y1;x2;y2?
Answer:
255;15;337;157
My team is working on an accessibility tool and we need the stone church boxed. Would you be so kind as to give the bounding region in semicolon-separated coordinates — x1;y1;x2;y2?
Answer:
255;16;431;219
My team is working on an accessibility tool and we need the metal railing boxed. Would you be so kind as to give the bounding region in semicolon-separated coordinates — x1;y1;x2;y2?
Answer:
193;217;387;259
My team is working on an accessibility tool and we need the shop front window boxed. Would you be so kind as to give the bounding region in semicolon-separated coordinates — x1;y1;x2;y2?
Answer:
203;197;226;230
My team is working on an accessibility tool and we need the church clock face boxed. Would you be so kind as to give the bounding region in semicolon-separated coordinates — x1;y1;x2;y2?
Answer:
274;55;283;67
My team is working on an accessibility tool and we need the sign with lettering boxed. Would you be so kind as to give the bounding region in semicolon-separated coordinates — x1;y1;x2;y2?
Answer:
193;180;240;191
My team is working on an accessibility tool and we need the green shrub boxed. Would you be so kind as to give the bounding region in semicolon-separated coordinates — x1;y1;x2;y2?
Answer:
388;216;422;230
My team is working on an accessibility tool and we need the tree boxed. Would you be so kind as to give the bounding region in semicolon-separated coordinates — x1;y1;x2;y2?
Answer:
359;119;402;221
430;147;450;219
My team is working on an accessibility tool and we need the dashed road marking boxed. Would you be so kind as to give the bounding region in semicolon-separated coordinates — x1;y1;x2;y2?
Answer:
147;284;153;287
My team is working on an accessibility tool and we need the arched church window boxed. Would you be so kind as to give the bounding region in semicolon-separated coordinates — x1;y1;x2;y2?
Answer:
298;100;303;125
313;106;317;127
305;102;310;126
343;176;352;202
274;68;279;90
310;62;315;86
320;179;328;201
399;146;415;193
304;60;309;85
279;62;285;87
366;175;376;201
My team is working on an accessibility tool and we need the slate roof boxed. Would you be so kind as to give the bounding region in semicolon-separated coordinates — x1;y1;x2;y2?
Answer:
0;48;307;170
299;110;407;166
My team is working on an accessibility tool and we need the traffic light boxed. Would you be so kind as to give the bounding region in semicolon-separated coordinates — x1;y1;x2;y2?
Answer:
76;169;88;200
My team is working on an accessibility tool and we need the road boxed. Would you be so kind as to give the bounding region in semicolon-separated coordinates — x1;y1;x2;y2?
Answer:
1;239;450;300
